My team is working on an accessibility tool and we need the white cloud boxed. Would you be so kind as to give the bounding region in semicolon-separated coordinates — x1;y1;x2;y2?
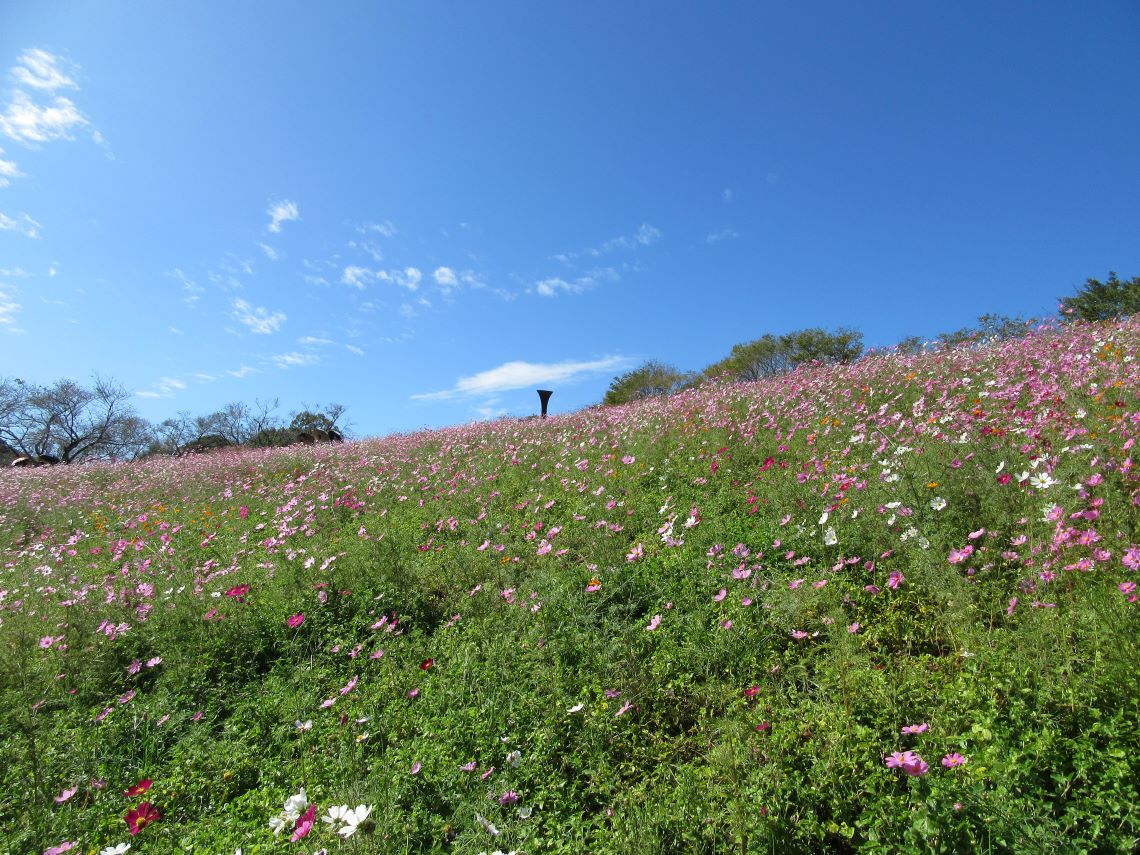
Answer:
413;355;633;401
11;49;78;91
136;376;186;398
267;199;299;233
553;223;662;265
0;284;21;329
271;351;321;369
257;242;279;261
535;277;582;298
193;372;215;382
227;365;256;378
341;265;372;289
0;211;41;237
0;148;21;186
403;267;422;290
0;267;29;277
346;344;364;356
360;219;396;237
169;327;184;335
169;268;203;306
299;335;334;346
231;297;286;334
706;227;738;244
723;188;733;202
0;89;87;145
433;266;457;287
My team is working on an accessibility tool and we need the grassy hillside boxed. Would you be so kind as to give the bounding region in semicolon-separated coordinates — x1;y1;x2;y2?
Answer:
3;318;1138;854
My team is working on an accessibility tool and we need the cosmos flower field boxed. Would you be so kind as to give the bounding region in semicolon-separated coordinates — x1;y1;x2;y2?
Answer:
3;318;1139;854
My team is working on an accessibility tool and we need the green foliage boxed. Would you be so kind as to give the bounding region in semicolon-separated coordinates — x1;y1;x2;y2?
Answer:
701;327;864;382
1060;271;1140;322
602;360;693;406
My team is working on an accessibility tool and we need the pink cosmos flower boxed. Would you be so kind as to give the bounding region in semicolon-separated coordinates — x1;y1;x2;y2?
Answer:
615;701;634;717
901;723;928;734
290;804;316;842
498;790;519;805
42;843;77;855
124;778;152;797
54;786;77;803
713;588;727;602
941;753;967;768
125;801;160;835
847;622;860;633
287;613;305;628
410;762;422;775
645;614;662;631
460;761;477;772
884;750;928;776
887;571;904;589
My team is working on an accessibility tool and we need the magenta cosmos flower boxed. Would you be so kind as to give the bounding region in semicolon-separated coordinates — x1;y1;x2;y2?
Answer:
287;613;305;628
942;752;968;768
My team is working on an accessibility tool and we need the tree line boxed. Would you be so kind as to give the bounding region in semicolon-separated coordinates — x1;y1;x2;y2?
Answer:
0;379;347;466
602;271;1140;406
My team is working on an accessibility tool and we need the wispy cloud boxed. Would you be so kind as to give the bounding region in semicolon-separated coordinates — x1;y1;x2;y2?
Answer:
169;268;203;307
271;351;321;369
533;266;619;298
267;199;299;233
433;266;457;287
0;50;88;146
231;297;286;334
0;211;41;237
552;223;662;265
298;335;334;346
257;242;279;261
0;284;21;330
341;265;422;291
706;227;738;244
11;48;78;91
412;355;633;401
227;365;256;379
360;219;396;238
346;344;365;356
135;376;186;399
0;148;21;186
722;187;733;202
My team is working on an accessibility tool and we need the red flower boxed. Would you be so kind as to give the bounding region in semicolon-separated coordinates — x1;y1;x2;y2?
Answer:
743;685;760;698
123;778;152;797
419;658;434;670
125;801;159;835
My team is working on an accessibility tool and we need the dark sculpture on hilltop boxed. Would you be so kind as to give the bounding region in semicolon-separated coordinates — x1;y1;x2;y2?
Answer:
296;429;343;445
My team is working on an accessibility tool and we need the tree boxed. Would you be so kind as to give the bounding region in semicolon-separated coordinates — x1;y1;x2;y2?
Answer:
602;361;693;406
0;375;148;463
700;327;864;383
1060;272;1140;322
289;403;348;436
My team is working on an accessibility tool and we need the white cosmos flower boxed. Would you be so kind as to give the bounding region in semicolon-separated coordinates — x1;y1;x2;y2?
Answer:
1029;472;1058;490
99;845;131;855
930;497;947;511
505;750;522;767
823;527;838;546
567;703;585;713
337;804;373;838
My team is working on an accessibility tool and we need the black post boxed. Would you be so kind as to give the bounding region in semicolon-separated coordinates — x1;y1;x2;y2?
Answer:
537;389;553;418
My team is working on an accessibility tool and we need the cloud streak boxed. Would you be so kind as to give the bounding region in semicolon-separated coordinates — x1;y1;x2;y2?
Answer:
231;298;286;334
412;355;633;401
267;199;299;233
552;223;662;265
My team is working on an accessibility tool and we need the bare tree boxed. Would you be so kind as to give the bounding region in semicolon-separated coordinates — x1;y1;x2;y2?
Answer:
0;375;147;463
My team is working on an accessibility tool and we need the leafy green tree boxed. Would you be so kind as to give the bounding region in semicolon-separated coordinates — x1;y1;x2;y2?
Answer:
1060;272;1140;322
701;328;863;382
602;361;693;406
289;403;348;436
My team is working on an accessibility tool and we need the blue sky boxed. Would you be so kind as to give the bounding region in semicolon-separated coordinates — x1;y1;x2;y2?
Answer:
1;2;1138;437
